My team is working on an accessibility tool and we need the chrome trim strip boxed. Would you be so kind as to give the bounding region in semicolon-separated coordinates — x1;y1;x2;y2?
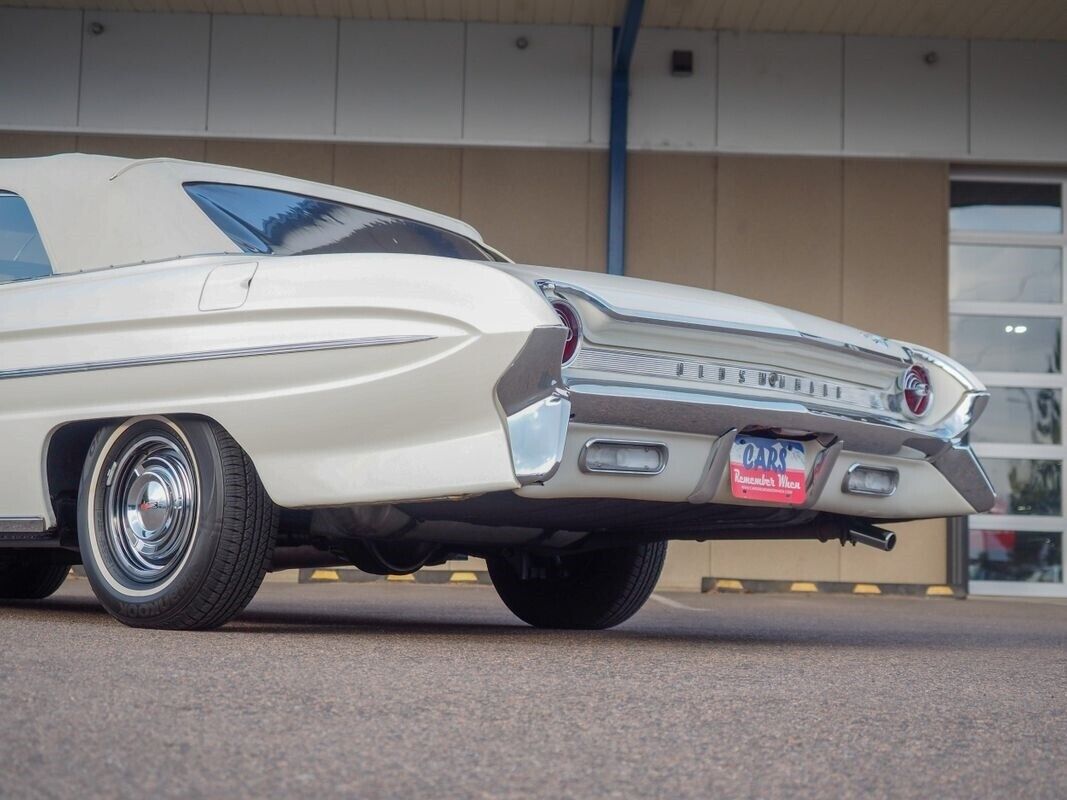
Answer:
688;429;738;504
568;380;986;455
906;345;986;393
0;335;436;381
0;517;47;534
578;439;668;476
571;345;890;413
537;280;910;366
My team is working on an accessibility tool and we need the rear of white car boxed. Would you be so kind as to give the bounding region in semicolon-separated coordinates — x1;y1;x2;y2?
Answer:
0;154;993;632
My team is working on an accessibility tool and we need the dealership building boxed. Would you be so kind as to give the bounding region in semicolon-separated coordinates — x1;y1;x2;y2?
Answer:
2;0;1065;597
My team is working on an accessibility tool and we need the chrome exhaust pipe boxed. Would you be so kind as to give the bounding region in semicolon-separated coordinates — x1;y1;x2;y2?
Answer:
847;523;897;552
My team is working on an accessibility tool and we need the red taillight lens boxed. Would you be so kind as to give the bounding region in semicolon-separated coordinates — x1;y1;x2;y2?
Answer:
552;301;582;365
901;365;933;417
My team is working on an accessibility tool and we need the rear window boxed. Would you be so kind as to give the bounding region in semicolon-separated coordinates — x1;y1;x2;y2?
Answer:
0;191;52;284
184;182;495;261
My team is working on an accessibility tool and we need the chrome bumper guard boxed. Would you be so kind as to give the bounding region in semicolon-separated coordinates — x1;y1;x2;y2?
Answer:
497;326;572;485
566;380;996;512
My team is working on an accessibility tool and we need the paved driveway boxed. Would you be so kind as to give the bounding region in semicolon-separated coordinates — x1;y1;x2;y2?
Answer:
2;579;1065;799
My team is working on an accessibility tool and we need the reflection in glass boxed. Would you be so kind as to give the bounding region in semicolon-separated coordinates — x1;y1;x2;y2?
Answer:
970;387;1061;444
950;181;1062;233
0;191;52;284
982;458;1061;516
950;315;1060;373
185;182;496;262
949;245;1062;303
969;530;1062;583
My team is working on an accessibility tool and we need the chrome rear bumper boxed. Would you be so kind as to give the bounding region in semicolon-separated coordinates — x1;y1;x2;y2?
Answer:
566;380;995;513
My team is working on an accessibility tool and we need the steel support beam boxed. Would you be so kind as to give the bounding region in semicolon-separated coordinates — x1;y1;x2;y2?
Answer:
606;0;645;276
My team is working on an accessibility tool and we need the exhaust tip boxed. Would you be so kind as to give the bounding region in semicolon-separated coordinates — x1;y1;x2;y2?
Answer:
847;523;897;552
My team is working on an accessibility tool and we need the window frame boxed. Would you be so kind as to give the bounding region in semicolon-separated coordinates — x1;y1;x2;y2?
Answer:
950;168;1067;597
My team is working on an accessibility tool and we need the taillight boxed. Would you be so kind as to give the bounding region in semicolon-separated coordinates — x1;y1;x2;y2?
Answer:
900;365;932;418
552;301;582;365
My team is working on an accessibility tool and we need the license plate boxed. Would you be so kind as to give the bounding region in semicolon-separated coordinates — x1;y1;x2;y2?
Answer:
729;435;808;505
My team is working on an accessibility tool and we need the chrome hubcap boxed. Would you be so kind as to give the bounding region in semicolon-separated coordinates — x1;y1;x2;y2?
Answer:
104;433;197;584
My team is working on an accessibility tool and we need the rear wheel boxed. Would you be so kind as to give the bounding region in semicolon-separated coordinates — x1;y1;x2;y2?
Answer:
487;541;667;630
78;416;277;630
0;559;68;600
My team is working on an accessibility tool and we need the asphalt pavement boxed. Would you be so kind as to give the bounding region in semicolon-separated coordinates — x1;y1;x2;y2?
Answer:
1;577;1065;799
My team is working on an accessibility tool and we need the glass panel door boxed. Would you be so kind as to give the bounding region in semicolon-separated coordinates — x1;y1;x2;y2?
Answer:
950;173;1067;597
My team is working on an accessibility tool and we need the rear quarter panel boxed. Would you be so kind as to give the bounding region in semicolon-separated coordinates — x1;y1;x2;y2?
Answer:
0;253;558;523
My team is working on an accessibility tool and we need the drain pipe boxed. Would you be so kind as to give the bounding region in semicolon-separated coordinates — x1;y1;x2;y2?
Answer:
606;0;645;276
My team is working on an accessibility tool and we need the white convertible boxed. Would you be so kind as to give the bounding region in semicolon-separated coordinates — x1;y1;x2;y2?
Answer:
0;154;993;630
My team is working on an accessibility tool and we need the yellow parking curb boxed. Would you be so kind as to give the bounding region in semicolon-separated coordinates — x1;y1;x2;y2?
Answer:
386;573;416;582
853;583;881;595
926;585;954;597
715;579;744;592
309;569;340;582
790;581;819;593
449;572;479;583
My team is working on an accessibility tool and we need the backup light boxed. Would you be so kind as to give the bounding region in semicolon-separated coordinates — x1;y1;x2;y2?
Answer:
843;465;899;497
579;440;667;475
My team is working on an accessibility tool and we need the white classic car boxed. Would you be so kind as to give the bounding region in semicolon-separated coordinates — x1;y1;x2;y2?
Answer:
0;154;994;630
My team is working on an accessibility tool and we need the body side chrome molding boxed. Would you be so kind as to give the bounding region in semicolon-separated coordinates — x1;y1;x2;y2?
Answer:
536;280;910;367
0;517;47;534
0;335;436;381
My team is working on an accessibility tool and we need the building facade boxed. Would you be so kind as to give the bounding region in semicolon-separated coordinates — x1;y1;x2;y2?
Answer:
2;1;1065;594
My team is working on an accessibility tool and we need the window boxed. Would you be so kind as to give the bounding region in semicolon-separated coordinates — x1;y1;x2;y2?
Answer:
950;175;1067;597
185;182;497;262
0;191;51;284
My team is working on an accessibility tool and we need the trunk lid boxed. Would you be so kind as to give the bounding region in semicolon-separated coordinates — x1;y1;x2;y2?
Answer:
495;264;911;366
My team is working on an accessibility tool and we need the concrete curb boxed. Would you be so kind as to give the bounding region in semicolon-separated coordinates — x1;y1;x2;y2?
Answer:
299;568;491;585
701;577;964;598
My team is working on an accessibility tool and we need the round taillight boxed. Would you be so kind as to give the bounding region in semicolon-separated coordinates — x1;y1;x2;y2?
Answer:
552;301;582;365
900;365;933;418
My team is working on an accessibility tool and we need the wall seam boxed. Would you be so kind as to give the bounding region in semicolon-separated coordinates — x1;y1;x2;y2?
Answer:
713;29;721;148
839;157;845;324
839;34;846;151
460;22;468;140
331;17;341;136
203;14;213;135
712;149;720;292
965;38;972;155
74;10;85;128
586;25;595;145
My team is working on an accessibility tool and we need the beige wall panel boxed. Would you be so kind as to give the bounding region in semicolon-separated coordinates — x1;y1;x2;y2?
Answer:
709;540;840;582
204;139;335;185
333;144;462;218
660;541;711;590
714;156;843;319
626;152;716;289
75;135;206;162
585;152;608;272
842;159;949;350
839;520;947;585
460;148;592;269
0;132;77;157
